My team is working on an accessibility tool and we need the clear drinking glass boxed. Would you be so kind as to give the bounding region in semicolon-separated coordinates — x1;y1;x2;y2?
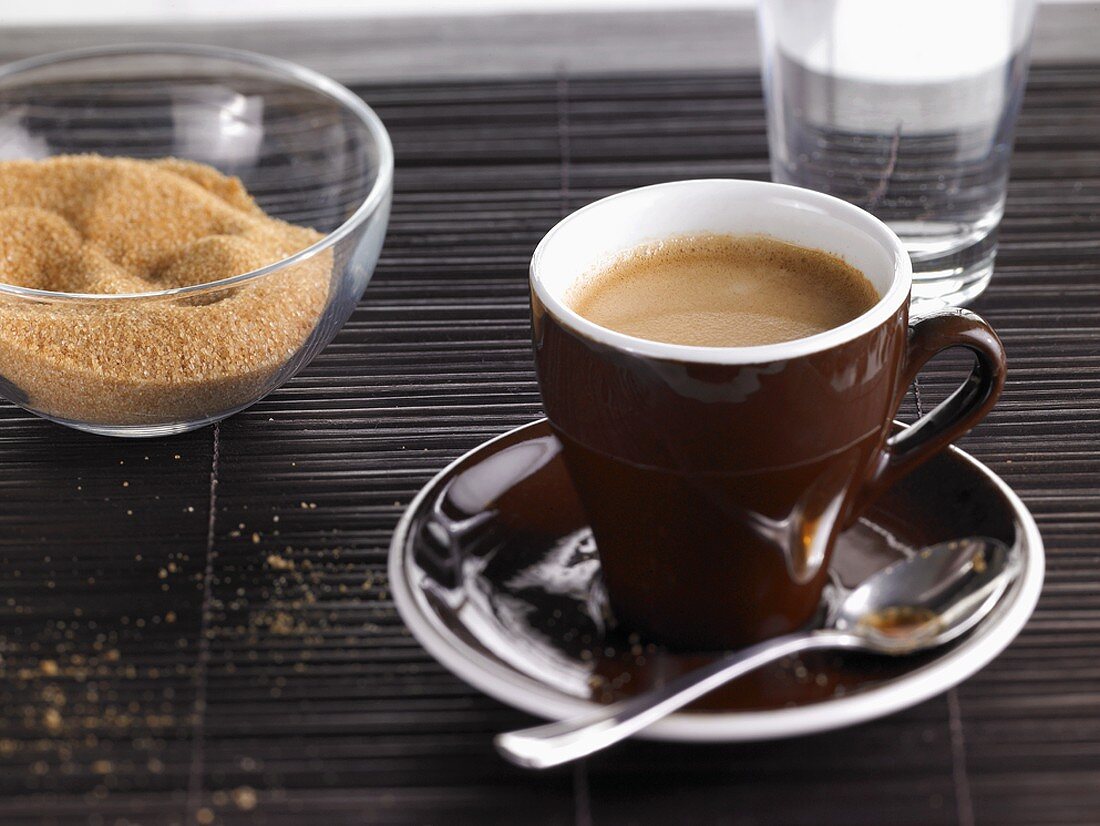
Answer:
758;0;1036;307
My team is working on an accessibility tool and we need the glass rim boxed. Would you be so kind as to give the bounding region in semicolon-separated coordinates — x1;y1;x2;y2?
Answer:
0;42;394;304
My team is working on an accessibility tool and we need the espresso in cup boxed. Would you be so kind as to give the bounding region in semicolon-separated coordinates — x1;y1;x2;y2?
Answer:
530;179;1005;651
567;233;878;347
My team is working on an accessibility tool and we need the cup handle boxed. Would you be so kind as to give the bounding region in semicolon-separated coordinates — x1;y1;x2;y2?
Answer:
847;308;1006;522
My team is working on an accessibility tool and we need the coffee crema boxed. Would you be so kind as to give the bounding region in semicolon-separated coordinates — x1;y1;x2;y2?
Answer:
567;233;879;347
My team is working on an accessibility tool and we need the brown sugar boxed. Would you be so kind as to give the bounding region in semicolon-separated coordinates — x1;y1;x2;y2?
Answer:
0;155;330;426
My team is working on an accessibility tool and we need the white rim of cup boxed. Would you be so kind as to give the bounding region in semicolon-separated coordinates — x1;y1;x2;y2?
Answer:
529;178;913;365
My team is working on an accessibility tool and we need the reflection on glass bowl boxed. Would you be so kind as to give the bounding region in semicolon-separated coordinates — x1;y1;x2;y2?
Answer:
0;44;393;437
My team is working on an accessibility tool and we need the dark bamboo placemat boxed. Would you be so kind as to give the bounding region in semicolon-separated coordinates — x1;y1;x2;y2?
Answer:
0;67;1098;825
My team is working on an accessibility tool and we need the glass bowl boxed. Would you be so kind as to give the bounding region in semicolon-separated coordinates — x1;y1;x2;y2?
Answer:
0;44;393;437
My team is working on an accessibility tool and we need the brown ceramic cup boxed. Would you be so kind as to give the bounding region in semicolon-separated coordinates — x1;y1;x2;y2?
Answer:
530;179;1006;651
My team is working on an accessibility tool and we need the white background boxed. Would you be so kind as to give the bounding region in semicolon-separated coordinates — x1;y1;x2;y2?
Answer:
3;1;741;24
0;0;1089;25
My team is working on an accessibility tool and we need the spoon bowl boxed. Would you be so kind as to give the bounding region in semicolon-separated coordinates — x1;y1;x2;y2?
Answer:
835;537;1019;653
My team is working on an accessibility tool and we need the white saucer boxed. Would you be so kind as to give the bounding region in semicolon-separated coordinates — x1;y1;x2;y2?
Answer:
389;419;1044;742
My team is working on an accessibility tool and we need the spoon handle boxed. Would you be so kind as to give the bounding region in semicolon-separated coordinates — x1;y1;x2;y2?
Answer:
494;630;862;769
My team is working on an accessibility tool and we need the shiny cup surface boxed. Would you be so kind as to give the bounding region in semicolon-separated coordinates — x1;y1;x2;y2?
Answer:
530;179;1005;650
